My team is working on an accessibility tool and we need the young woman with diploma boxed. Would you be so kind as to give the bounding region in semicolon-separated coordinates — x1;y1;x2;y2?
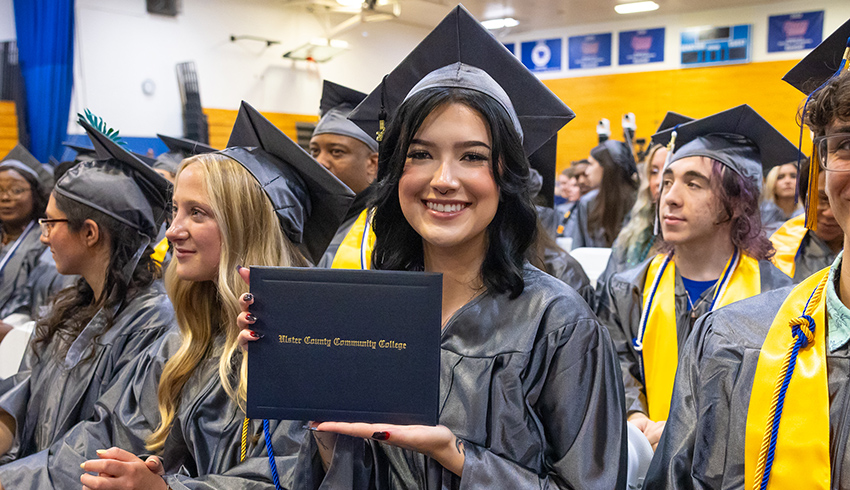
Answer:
0;102;353;489
239;6;627;489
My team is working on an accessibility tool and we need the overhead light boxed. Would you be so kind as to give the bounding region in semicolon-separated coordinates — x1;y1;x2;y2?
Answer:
481;17;519;30
336;0;362;6
614;1;659;14
284;38;350;62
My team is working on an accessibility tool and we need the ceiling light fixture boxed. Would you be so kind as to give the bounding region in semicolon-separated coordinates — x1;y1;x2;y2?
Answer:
614;1;659;14
481;17;519;30
336;0;363;6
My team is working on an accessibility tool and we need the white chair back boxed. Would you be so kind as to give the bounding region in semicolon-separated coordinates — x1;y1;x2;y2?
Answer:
568;247;612;288
0;322;34;380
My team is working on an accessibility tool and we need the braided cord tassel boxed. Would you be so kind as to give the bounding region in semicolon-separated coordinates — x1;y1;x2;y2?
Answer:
263;419;283;490
753;282;824;490
240;417;250;463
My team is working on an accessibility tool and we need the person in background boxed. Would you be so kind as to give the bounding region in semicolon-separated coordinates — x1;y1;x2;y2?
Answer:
0;145;53;343
0;116;175;470
241;7;627;488
599;113;693;284
572;158;594;196
312;80;380;268
646;19;850;488
596;105;794;452
566;139;638;248
760;161;803;229
153;134;217;185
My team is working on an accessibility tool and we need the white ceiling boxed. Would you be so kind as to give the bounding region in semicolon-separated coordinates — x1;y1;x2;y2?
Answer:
279;0;783;34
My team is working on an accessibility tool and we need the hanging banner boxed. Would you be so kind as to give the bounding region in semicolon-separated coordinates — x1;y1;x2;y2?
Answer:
680;24;751;67
619;28;665;65
768;11;823;53
568;33;612;70
520;38;562;72
504;43;516;56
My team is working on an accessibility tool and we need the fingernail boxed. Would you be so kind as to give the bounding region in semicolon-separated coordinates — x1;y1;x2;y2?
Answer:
80;462;86;469
236;265;243;272
250;330;259;339
243;293;253;302
246;314;257;323
96;449;106;455
371;431;389;441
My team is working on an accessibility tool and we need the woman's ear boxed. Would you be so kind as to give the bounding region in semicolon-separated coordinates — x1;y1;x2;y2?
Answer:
81;219;102;248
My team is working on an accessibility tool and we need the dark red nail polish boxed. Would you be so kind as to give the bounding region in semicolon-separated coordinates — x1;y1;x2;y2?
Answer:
236;265;243;272
371;431;389;441
243;293;253;302
246;314;257;323
249;330;259;339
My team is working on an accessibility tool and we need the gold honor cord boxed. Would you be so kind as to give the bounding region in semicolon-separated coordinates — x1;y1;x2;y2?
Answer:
240;416;250;462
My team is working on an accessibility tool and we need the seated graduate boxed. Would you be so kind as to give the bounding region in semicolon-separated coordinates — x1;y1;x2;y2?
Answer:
0;115;175;467
566;139;639;248
596;104;796;450
311;80;380;268
239;6;628;488
769;159;842;283
0;145;53;339
554;159;590;240
0;101;354;490
645;20;850;489
600;113;693;284
760;160;803;228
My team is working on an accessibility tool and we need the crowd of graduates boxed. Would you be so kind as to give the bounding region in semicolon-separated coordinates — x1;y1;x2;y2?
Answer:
0;4;848;489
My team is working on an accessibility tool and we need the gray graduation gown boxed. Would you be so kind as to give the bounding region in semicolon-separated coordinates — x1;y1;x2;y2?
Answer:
0;330;306;489
0;224;47;315
789;231;838;284
563;189;605;248
645;287;850;489
595;256;792;416
293;266;629;490
0;281;175;465
0;248;76;320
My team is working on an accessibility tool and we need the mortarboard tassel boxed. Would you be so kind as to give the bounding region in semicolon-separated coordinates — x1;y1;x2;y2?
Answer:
376;75;389;142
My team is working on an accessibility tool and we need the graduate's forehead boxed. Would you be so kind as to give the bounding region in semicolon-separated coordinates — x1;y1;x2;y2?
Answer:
663;156;713;181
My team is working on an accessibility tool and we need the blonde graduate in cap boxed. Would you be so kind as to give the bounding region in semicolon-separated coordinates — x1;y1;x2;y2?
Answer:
0;102;353;489
239;5;627;489
0;115;176;478
646;18;850;489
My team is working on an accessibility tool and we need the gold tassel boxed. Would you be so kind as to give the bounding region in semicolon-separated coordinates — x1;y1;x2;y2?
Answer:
376;119;385;142
805;145;820;231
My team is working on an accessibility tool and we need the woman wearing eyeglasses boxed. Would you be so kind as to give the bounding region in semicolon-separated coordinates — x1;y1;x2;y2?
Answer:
0;123;175;466
0;146;53;338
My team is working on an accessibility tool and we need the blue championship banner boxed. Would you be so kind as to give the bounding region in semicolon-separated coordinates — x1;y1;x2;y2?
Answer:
619;28;665;65
681;24;750;67
768;11;823;53
520;38;562;73
568;33;612;70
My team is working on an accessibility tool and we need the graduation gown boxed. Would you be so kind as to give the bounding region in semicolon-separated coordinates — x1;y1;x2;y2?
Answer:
541;245;594;307
0;281;175;465
562;190;603;247
318;187;374;268
595;256;791;416
644;287;850;488
0;223;47;315
0;330;306;489
0;248;76;321
785;231;838;284
294;265;628;489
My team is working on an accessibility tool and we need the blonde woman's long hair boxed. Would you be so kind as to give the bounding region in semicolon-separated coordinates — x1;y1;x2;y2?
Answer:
616;143;664;266
146;153;305;451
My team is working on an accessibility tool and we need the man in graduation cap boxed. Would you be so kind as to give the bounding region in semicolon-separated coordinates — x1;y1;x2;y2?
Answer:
310;80;380;268
0;145;54;341
153;134;217;184
596;104;795;451
646;18;850;489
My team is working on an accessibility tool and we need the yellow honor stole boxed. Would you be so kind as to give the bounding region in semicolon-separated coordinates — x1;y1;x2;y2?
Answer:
769;214;807;278
745;267;831;490
331;208;375;270
151;237;169;265
635;248;761;421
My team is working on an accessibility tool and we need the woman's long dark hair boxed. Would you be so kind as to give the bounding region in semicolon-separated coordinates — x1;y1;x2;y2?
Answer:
588;144;638;247
371;87;537;299
33;192;160;360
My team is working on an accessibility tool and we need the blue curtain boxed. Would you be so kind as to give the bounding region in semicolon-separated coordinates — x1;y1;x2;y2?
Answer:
13;0;75;162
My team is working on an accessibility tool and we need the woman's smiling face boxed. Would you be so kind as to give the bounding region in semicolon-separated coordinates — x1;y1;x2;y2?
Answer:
398;102;499;256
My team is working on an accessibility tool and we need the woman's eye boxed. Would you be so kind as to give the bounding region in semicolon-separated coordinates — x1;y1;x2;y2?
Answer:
406;150;431;160
462;152;489;163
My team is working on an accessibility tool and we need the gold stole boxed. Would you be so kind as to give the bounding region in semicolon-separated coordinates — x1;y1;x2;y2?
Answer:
745;268;830;490
638;249;761;420
769;214;807;278
331;209;374;270
151;237;169;265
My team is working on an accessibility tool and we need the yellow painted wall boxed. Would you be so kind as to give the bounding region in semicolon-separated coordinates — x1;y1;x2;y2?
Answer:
544;59;811;173
203;107;318;150
0;101;19;157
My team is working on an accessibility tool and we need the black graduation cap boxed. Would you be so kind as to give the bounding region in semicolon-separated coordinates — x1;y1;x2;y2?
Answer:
63;141;99;163
651;105;803;187
591;139;637;176
348;5;574;156
221;101;355;264
783;17;850;95
527;134;557;208
56;119;172;241
1;144;54;189
651;112;694;143
154;134;218;175
313;81;378;153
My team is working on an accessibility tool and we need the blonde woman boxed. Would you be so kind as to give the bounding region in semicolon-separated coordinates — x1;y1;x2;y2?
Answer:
760;161;803;228
0;102;353;489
